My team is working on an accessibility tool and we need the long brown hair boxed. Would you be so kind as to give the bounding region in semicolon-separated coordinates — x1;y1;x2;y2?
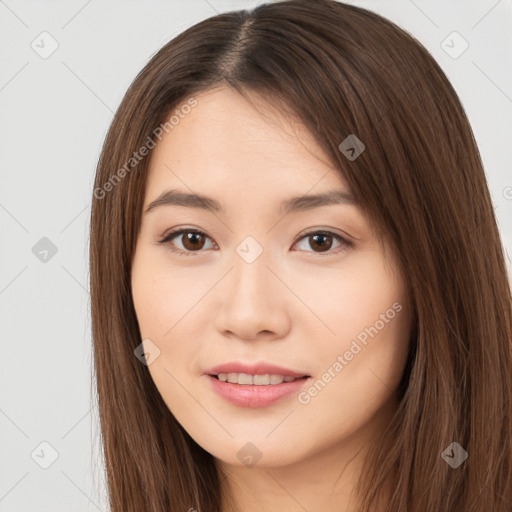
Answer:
89;1;512;510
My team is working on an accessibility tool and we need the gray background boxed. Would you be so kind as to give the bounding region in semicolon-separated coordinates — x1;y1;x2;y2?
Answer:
1;1;511;510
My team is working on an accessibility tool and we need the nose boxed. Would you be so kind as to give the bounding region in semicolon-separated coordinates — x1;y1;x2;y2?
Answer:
213;247;292;341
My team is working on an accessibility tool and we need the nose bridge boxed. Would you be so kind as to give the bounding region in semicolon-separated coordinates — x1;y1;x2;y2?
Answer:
235;234;267;267
230;234;273;305
214;234;290;338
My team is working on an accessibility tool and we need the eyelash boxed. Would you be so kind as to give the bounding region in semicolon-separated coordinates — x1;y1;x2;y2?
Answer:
157;227;353;257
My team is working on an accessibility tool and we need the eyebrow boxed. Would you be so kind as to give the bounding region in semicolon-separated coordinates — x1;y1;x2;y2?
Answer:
144;188;359;215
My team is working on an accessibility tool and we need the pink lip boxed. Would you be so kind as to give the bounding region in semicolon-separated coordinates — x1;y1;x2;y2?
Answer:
203;362;311;408
205;374;310;408
204;362;309;378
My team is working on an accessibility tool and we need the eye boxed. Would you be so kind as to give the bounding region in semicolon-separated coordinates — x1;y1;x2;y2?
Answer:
292;230;352;256
157;228;353;257
158;228;215;256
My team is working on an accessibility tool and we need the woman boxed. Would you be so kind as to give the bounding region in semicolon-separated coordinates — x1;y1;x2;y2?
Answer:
89;1;512;510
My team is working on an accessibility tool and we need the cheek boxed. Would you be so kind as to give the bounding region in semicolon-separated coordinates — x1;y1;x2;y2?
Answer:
297;305;411;441
131;251;204;388
297;253;408;347
303;252;411;400
131;280;171;339
131;262;198;412
131;251;194;339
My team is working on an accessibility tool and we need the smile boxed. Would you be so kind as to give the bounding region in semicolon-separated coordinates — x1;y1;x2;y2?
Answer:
206;374;310;407
215;372;302;385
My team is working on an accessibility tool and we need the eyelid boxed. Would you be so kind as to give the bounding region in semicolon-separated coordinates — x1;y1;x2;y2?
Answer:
159;226;212;244
294;226;355;244
291;229;353;256
158;227;217;254
157;226;354;256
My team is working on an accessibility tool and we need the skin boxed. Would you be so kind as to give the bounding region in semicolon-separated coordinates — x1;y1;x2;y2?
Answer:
131;86;413;512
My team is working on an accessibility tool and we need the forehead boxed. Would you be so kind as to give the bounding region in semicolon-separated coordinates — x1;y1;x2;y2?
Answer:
145;87;349;200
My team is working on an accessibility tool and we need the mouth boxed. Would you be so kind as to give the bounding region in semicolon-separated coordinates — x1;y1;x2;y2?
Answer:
205;372;311;408
208;373;310;385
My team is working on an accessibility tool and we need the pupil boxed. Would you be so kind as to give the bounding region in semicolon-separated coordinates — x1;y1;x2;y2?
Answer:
184;232;204;250
311;234;332;252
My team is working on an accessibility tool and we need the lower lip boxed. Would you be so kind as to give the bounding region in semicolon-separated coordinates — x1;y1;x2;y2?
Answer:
205;374;310;408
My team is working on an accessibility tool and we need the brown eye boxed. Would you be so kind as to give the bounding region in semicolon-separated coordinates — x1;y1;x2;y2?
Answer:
159;228;352;257
308;233;334;252
181;231;207;251
159;228;215;255
293;230;352;256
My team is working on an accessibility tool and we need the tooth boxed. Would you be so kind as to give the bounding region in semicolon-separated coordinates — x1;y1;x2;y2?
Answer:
237;373;253;385
270;374;285;384
227;373;239;383
215;372;299;385
253;374;271;385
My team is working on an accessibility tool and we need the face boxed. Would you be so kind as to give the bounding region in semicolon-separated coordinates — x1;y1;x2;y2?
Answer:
131;87;412;469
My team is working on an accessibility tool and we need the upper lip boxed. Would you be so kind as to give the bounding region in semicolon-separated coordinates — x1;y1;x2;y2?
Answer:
204;362;310;378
